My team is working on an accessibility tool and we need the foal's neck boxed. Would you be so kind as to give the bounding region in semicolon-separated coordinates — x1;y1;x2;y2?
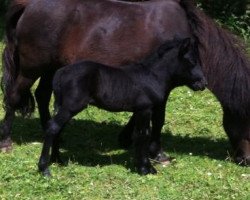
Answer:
139;53;175;80
125;53;176;95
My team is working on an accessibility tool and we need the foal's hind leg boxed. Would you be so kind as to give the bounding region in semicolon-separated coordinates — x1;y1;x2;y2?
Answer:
35;72;65;164
0;75;36;151
38;108;73;176
50;130;64;165
35;72;54;130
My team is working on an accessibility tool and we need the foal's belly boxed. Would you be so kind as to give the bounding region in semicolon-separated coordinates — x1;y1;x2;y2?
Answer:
90;92;152;113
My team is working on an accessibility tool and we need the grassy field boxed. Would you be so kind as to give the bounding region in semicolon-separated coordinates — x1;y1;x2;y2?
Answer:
0;40;249;199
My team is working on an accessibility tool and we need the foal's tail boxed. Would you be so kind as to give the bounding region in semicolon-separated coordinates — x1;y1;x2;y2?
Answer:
1;0;35;116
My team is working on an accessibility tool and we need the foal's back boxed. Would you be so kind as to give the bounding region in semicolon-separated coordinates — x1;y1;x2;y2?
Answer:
54;56;169;112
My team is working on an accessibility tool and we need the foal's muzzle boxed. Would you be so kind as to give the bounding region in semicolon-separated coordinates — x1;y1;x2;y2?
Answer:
191;78;207;91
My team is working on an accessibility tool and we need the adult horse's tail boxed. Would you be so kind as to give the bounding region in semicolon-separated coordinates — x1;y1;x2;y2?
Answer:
180;0;250;165
2;0;35;116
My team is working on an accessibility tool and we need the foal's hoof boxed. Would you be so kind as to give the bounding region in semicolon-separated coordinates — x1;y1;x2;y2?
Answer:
118;131;133;149
0;138;13;153
39;168;52;177
138;165;157;175
38;161;52;177
42;169;52;177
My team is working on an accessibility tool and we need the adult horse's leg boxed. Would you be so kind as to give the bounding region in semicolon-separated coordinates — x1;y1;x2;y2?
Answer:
0;108;15;152
118;115;135;148
223;108;250;165
134;109;156;175
35;72;54;130
0;74;36;151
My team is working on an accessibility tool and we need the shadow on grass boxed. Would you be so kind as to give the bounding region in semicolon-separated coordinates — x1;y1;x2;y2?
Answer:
5;116;230;170
161;131;230;161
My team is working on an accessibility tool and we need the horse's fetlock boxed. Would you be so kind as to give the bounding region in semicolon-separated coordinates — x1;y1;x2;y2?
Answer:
38;157;48;171
46;121;60;135
8;92;20;108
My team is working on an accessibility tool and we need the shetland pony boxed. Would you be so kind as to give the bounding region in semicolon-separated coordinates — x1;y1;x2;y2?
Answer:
1;0;250;165
38;38;207;176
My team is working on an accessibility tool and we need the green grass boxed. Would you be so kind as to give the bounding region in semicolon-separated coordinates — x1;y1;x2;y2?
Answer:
0;41;250;200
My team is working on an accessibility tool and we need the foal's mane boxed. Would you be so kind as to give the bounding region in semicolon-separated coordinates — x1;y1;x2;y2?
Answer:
180;0;250;116
138;38;182;68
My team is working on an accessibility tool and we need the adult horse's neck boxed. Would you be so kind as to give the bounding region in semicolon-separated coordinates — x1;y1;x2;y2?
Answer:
181;0;250;117
200;17;250;117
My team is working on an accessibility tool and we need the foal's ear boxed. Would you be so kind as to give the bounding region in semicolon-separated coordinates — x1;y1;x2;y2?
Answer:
179;38;191;57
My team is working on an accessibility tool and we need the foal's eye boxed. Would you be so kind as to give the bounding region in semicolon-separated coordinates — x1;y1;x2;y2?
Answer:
189;58;197;66
183;54;196;66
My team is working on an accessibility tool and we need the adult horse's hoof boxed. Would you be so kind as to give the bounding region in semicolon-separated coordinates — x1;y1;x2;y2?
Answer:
235;156;250;166
138;165;157;175
0;137;13;153
234;139;250;166
148;142;171;165
150;150;172;166
154;152;171;163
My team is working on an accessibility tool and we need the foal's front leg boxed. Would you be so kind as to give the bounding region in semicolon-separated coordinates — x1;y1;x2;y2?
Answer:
119;100;170;163
149;101;170;163
38;109;73;176
134;109;156;175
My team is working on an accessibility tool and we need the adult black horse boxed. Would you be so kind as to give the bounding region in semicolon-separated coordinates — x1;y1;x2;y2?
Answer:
1;0;250;166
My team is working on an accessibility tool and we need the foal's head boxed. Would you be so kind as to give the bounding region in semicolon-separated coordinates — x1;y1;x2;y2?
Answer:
158;38;207;91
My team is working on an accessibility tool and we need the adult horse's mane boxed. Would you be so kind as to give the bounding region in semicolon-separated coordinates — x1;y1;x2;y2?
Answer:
181;0;250;117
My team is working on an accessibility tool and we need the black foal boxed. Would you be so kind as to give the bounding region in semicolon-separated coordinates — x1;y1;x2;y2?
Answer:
38;38;207;176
